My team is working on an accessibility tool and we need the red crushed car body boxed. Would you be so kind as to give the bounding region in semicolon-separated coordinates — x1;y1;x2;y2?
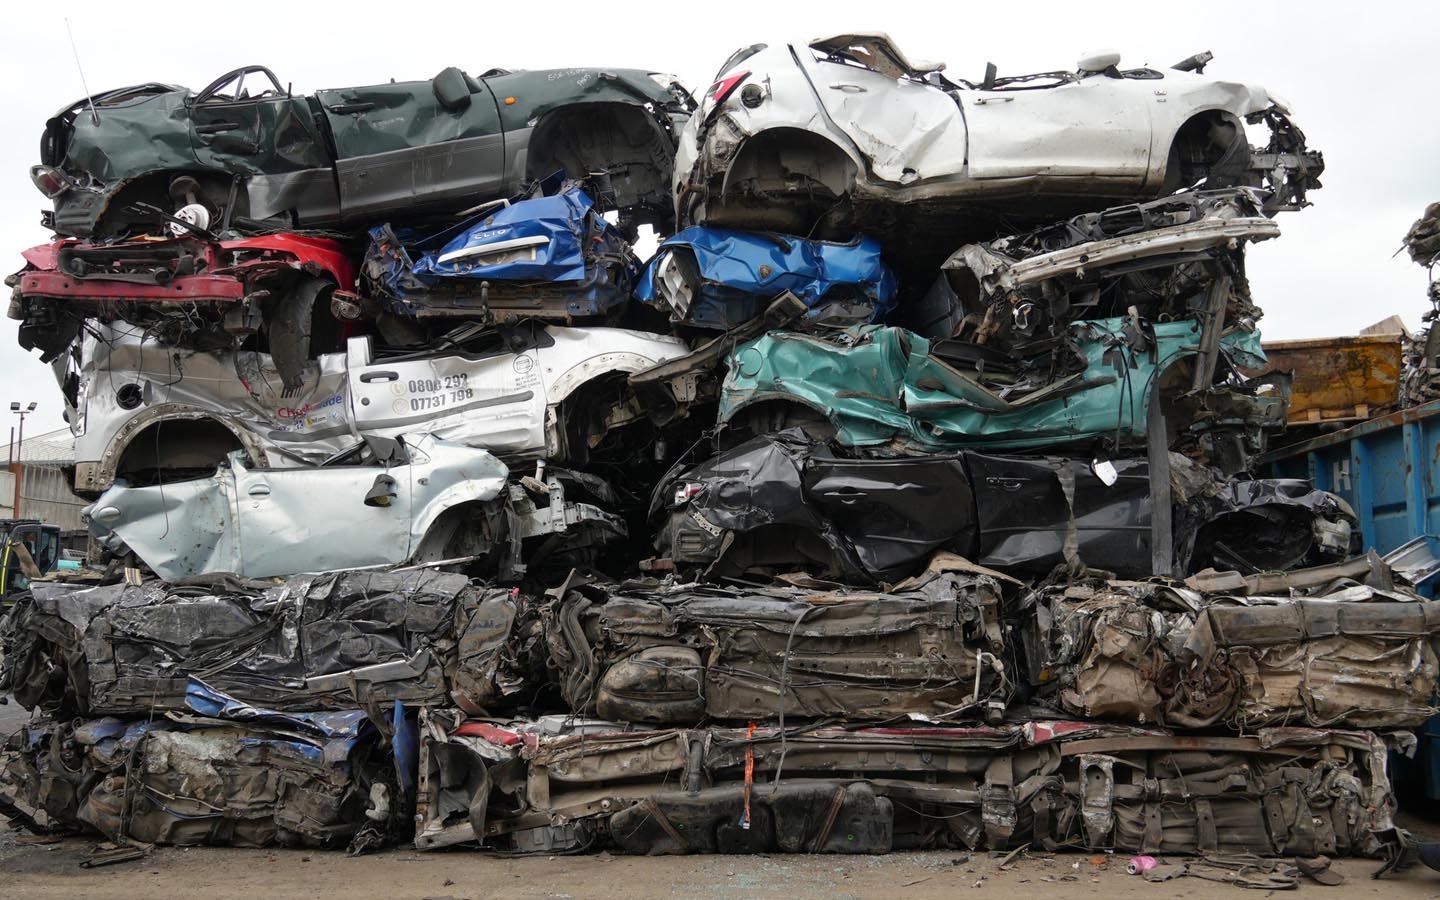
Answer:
14;234;354;309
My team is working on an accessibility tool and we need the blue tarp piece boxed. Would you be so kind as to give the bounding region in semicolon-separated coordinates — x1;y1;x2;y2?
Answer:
635;227;897;330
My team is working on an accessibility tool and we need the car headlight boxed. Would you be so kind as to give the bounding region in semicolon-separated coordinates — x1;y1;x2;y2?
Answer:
30;165;73;199
671;482;705;507
650;72;682;89
653;252;695;320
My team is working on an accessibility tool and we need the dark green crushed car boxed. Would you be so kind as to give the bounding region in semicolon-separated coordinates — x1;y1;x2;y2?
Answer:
32;64;695;239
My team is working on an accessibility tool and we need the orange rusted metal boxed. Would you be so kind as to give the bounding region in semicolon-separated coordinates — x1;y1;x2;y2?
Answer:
1259;333;1402;425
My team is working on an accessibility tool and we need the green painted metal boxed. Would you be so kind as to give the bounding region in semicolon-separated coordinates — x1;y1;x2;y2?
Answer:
719;317;1267;452
52;67;676;189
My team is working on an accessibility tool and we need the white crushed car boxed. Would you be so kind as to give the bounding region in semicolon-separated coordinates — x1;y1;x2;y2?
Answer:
61;320;692;494
674;35;1323;240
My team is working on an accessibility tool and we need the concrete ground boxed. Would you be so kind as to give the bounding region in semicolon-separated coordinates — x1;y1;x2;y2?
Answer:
0;696;28;735
3;833;1439;899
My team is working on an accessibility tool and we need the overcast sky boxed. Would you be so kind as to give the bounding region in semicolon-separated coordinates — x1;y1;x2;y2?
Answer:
1;0;1436;434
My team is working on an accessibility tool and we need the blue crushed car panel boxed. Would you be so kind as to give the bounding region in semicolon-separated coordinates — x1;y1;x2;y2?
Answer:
636;226;897;330
363;182;639;320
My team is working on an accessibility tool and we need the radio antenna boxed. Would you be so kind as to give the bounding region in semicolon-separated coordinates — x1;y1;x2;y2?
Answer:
64;18;100;125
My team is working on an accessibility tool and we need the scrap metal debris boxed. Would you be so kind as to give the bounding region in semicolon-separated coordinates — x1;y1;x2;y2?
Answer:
1403;202;1440;406
542;570;1007;723
1021;572;1440;729
2;35;1433;879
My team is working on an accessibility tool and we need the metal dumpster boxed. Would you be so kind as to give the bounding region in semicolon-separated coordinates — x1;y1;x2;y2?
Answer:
1263;398;1440;558
1264;401;1440;802
1259;333;1402;426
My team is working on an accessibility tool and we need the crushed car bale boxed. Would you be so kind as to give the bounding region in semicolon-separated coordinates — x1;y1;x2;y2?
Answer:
1021;570;1440;729
414;713;1399;858
0;570;527;716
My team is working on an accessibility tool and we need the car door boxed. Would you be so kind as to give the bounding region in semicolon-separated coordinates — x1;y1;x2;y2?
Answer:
187;66;336;223
316;73;506;222
960;77;1153;183
795;41;968;184
188;67;330;176
805;451;977;579
231;452;412;577
86;465;244;580
345;328;549;457
967;453;1150;575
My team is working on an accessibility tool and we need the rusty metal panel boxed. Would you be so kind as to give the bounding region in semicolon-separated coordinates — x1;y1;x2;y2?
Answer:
1260;334;1402;425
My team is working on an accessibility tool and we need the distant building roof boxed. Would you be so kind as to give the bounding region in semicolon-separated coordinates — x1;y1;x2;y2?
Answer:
0;426;75;466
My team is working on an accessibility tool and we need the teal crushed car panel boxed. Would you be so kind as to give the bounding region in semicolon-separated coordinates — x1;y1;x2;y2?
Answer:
719;317;1267;451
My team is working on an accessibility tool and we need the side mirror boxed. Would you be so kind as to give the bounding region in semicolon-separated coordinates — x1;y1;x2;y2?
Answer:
365;474;398;508
1077;50;1121;73
432;67;473;112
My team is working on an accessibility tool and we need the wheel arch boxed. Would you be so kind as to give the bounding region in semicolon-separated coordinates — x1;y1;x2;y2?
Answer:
83;404;268;495
410;495;506;565
719;126;859;198
717;395;838;444
1155;108;1250;193
548;350;670;408
546;355;670;463
524;101;677;227
91;168;244;238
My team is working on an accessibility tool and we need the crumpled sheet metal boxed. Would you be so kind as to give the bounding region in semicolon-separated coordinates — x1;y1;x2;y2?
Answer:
1402;201;1440;406
1024;576;1440;729
717;316;1267;453
635;226;898;330
655;432;1353;585
542;570;1007;724
1181;469;1359;573
70;320;356;484
940;189;1276;295
0;570;523;717
898;190;1272;380
416;713;1397;858
653;430;980;583
0;694;402;850
363;183;638;319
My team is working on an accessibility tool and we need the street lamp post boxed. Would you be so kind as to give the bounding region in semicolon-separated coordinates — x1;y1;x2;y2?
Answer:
10;402;36;518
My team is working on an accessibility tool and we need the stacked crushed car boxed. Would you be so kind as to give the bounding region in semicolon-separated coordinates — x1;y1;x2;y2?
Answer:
2;35;1431;872
1403;202;1440;405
